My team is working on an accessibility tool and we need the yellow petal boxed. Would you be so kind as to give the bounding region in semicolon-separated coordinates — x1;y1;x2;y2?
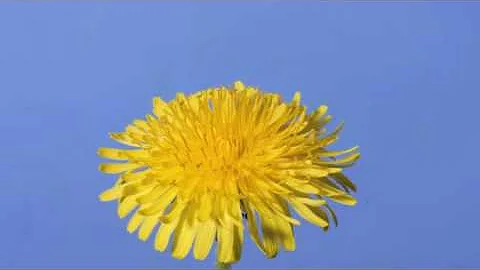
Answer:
311;179;346;196
98;163;142;174
138;216;159;241
287;182;319;195
243;202;264;252
269;104;288;125
172;218;197;260
311;105;328;122
250;197;300;226
295;196;327;207
317;146;359;157
118;196;138;218
217;219;235;263
109;132;139;147
324;204;338;227
329;193;357;206
97;148;128;160
330;173;357;192
98;186;122;202
309;206;330;231
233;81;245;91
127;211;145;233
318;122;344;147
153;97;167;118
140;188;177;216
197;193;212;222
122;170;150;182
290;199;329;228
259;215;279;258
291;91;301;107
232;221;244;262
137;185;166;204
296;168;329;178
154;221;178;252
97;148;146;161
271;213;295;251
159;202;187;224
133;119;150;131
193;220;216;260
315;153;361;167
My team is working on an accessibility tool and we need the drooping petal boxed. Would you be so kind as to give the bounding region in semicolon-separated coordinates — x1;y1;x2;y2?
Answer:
138;216;159;241
117;196;138;218
217;218;235;263
193;220;216;260
259;214;279;258
154;220;178;252
243;201;264;252
172;217;196;259
127;211;145;233
290;199;329;228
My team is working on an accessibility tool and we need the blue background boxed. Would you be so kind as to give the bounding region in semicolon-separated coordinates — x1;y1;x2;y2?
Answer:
1;2;479;268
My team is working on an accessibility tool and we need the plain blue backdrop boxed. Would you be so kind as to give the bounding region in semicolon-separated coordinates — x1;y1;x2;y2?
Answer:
1;2;479;268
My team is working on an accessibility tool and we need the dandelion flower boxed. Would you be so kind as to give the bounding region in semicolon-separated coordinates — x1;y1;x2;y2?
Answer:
98;81;360;267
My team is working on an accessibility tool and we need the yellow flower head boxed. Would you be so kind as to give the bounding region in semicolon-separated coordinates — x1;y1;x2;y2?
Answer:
98;81;360;266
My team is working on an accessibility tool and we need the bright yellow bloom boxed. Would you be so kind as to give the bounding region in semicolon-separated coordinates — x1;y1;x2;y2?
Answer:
98;81;360;266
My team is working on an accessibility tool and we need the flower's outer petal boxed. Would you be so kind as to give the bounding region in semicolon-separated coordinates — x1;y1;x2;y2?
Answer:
310;179;346;196
139;216;159;241
291;91;301;107
290;199;329;228
309;206;330;231
318;122;344;147
99;163;142;174
324;204;338;227
315;153;361;168
153;97;168;118
159;201;187;224
295;196;327;207
98;186;122;202
271;197;296;252
172;218;196;260
117;196;138;218
233;220;244;262
133;119;150;131
296;168;329;178
329;193;357;206
243;202;264;253
273;216;296;252
109;132;140;147
136;185;166;204
122;170;150;183
154;220;178;252
316;146;359;157
330;173;357;192
287;182;320;195
259;215;279;258
311;105;328;123
98;148;129;160
217;218;235;263
139;186;177;216
97;148;146;161
233;81;245;91
127;211;145;233
193;220;216;260
303;105;328;131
